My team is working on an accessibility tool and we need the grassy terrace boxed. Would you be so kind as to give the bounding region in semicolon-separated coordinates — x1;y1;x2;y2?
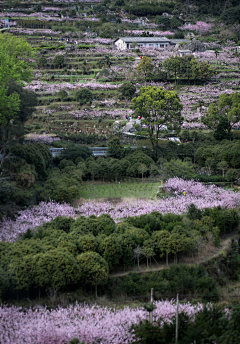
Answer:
79;181;160;199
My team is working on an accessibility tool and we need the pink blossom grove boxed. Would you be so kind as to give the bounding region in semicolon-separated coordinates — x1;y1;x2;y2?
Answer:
0;178;240;242
79;178;240;219
0;201;77;242
0;300;203;344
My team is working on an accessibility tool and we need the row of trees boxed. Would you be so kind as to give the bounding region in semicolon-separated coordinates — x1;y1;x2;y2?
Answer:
1;205;238;300
137;55;215;84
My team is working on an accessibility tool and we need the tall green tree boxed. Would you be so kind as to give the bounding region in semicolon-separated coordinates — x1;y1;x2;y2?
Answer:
136;56;154;80
163;56;182;84
131;86;183;149
0;33;34;126
0;81;37;168
77;251;109;297
34;249;80;289
203;92;240;137
106;136;124;159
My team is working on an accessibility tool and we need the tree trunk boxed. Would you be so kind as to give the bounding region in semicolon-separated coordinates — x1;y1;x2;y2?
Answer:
166;252;168;266
95;284;98;298
142;172;143;182
147;257;148;268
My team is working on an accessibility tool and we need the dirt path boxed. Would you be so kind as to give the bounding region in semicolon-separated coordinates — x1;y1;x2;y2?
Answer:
110;234;238;279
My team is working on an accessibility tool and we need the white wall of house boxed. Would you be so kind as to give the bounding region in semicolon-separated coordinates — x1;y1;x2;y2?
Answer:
115;39;169;50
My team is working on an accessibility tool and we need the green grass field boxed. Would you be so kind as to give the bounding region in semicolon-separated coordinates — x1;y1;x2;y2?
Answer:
80;181;161;199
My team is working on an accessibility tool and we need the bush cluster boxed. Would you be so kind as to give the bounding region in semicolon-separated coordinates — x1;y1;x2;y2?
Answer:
0;206;238;301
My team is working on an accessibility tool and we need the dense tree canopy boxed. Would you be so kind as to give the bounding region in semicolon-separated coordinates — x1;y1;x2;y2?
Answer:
131;86;183;149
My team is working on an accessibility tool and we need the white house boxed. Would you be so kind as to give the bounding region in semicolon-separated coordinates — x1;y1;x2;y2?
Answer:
114;37;171;50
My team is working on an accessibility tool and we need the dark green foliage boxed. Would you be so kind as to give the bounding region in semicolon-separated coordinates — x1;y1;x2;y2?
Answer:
131;313;189;344
203;207;239;234
221;5;240;24
119;82;136;100
115;0;125;6
1;206;239;301
107;136;124;159
108;265;218;298
126;2;174;16
75;88;93;106
10;144;52;180
155;15;171;29
214;115;231;140
100;235;122;270
47;216;75;233
187;204;202;221
57;90;68;101
71;214;115;237
41;167;81;203
53;55;64;68
125;152;155;168
38;56;47;68
195;140;240;169
59;146;92;162
130;303;240;344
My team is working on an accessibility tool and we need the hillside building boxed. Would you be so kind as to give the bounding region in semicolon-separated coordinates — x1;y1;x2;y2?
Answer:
114;37;191;50
114;37;171;50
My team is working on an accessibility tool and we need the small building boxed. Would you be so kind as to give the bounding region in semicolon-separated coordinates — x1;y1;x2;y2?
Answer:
178;49;192;57
236;46;240;53
114;37;170;50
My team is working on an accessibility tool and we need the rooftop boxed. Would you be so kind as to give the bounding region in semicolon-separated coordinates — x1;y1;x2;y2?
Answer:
116;37;171;43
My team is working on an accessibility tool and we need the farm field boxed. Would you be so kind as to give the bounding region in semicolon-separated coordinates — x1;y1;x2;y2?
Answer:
79;181;160;199
1;1;240;343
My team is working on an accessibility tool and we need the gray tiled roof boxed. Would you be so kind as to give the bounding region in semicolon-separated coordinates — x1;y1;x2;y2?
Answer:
116;37;171;43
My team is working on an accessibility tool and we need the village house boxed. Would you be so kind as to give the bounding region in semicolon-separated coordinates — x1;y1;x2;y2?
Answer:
114;37;191;51
114;37;171;50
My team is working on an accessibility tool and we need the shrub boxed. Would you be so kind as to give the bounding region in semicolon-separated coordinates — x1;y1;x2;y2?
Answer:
53;55;64;68
75;88;93;106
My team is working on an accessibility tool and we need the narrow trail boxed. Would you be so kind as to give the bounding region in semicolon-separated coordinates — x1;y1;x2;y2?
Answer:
109;234;238;279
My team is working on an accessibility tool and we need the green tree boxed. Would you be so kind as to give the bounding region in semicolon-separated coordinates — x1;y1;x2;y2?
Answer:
138;163;148;181
34;249;80;289
8;254;36;292
107;136;124;159
75;88;93;106
225;169;238;183
160;159;196;179
110;160;122;182
0;81;37;168
163;55;182;84
0;33;34;126
203;92;240;136
119;82;136;100
131;86;183;149
88;161;99;181
78;235;98;253
136;56;154;80
38;56;48;68
205;157;217;174
142;239;155;268
57;90;68;101
155;230;170;265
155;16;171;29
53;55;64;68
42;168;81;202
77;252;109;297
100;235;122;270
97;159;109;181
